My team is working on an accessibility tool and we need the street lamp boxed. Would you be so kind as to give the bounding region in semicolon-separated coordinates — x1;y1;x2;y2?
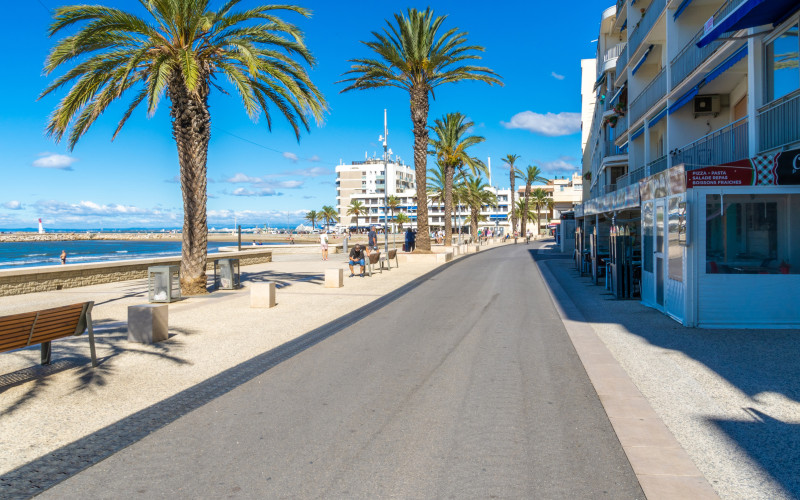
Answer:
380;109;391;255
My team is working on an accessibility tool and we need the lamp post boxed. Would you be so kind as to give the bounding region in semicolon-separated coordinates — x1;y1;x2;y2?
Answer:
380;109;390;255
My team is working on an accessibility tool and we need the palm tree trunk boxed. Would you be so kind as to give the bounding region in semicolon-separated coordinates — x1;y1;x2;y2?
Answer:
521;181;531;237
471;208;479;240
510;168;516;234
443;165;454;246
168;76;210;296
410;84;430;251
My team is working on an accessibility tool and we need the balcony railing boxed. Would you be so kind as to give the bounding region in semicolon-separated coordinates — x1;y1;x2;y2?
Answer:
614;114;629;136
616;0;625;13
598;42;626;74
605;138;626;157
616;44;629;77
673;117;749;169
628;0;666;54
629;69;666;125
758;90;800;152
603;184;618;194
670;0;747;88
617;165;647;188
647;155;668;176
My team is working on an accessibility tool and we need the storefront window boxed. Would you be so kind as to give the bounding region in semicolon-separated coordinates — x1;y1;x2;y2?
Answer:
765;23;800;102
643;202;653;273
705;194;798;274
668;196;684;282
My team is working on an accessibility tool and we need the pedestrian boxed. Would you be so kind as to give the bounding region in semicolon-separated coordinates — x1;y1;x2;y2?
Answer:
404;227;413;252
410;229;416;251
60;249;66;265
320;231;329;261
367;225;378;254
348;243;366;277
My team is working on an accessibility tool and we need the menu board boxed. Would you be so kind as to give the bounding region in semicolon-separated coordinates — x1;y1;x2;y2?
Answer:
686;166;753;187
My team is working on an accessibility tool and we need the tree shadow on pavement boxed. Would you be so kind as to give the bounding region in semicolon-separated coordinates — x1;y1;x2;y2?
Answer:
241;269;324;288
530;249;800;498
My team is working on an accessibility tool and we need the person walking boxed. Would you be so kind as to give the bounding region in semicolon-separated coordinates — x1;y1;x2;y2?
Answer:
367;226;378;255
60;250;67;265
404;228;413;252
320;231;329;261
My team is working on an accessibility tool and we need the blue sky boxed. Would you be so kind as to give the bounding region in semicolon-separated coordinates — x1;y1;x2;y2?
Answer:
0;0;610;229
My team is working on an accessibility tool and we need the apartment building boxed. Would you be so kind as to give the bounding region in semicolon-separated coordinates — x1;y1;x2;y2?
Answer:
518;173;584;232
579;0;800;328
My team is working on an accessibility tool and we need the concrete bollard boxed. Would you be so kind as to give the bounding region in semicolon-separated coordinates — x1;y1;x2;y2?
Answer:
325;268;343;288
250;282;277;308
473;245;480;253
128;304;168;344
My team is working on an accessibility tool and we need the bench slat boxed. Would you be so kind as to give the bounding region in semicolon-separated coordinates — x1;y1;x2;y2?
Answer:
0;304;84;324
0;303;89;356
0;308;85;330
0;315;82;336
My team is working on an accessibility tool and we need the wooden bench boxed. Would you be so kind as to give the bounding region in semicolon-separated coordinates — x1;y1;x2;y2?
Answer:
0;302;97;368
366;251;382;277
379;249;399;270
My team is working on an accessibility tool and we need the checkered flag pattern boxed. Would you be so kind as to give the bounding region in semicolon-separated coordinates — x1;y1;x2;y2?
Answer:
753;153;777;185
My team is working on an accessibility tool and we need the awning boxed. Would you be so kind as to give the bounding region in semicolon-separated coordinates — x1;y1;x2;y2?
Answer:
697;0;799;48
594;72;607;90
621;18;627;31
631;45;654;76
674;0;694;20
609;84;626;107
648;107;668;128
702;45;748;86
631;127;645;141
669;85;700;114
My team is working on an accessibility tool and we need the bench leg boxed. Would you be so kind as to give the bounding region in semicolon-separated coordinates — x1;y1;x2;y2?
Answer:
41;341;52;365
87;311;97;368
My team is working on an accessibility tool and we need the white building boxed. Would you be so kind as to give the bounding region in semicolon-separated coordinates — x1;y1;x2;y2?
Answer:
578;0;800;328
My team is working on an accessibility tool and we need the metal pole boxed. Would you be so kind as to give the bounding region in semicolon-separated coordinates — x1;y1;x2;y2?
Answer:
383;109;389;255
237;225;241;251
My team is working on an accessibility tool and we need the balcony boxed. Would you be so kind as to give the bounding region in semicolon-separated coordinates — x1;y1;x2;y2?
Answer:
628;0;666;54
673;117;749;169
605;138;626;158
617;165;647;188
629;68;666;125
670;0;747;88
758;90;800;152
603;184;618;194
647;155;668;176
599;43;626;74
616;44;629;80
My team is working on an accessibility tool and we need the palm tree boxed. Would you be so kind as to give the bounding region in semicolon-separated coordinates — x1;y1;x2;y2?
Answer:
305;210;319;231
41;1;326;295
461;175;497;239
515;166;548;238
339;8;502;252
529;188;552;236
320;205;338;232
387;195;400;232
511;199;534;233
395;212;410;231
503;154;521;234
346;200;365;232
429;112;486;246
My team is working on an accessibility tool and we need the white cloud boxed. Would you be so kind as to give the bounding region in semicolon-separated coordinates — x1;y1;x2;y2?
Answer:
501;111;581;137
277;180;303;189
309;155;321;162
226;173;263;183
282;166;332;177
283;152;299;162
231;187;278;197
35;200;157;216
207;209;306;225
551;72;565;80
2;200;23;210
165;175;180;183
32;153;77;170
540;156;580;173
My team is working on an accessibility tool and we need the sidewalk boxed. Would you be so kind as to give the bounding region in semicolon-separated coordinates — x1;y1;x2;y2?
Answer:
535;242;800;500
0;249;485;489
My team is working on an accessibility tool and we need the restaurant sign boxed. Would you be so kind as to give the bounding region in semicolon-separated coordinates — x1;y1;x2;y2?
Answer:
686;165;753;187
685;147;800;187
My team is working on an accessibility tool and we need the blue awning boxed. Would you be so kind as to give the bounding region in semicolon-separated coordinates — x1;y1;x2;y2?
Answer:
609;84;626;107
631;127;645;141
631;45;654;76
621;18;627;31
674;0;694;20
648;107;668;128
702;45;748;86
669;85;700;114
697;0;799;48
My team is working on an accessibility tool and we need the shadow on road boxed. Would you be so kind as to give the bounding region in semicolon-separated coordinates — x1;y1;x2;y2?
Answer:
529;247;800;498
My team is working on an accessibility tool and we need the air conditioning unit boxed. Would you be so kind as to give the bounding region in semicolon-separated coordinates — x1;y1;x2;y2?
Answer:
694;95;721;115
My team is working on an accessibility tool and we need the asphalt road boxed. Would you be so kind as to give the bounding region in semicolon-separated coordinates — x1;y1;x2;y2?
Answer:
40;242;644;499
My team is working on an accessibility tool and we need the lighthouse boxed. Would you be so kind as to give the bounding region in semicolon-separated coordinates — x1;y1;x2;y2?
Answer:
38;218;44;234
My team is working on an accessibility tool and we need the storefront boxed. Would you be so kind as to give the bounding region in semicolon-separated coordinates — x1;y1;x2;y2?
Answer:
640;149;800;328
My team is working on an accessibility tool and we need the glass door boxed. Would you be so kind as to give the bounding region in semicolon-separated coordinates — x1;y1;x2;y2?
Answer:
655;202;666;307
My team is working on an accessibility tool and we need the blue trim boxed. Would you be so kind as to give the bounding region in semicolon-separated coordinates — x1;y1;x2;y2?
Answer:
673;0;693;20
703;45;748;86
621;18;627;31
631;45;654;76
648;107;668;128
669;85;700;114
631;127;645;141
697;0;799;48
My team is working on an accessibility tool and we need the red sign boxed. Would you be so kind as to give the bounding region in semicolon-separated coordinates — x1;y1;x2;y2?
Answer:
686;166;753;188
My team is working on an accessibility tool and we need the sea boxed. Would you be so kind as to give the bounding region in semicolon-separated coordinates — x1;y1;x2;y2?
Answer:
0;239;282;270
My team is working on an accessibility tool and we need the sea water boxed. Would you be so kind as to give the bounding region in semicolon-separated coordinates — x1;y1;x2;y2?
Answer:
0;240;278;270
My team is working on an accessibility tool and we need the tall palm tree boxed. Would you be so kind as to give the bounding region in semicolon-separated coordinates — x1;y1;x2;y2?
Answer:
511;199;534;233
529;188;552;236
515;165;548;238
503;154;521;234
305;210;319;230
339;7;502;252
462;175;497;239
41;1;326;295
320;205;337;232
387;195;400;232
429;112;486;246
346;200;365;232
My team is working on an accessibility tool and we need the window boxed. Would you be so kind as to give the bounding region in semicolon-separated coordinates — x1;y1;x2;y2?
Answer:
705;194;798;274
668;196;684;282
765;23;800;102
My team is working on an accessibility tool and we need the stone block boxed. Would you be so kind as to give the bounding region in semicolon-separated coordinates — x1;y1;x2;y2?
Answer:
128;304;169;344
250;282;277;308
325;268;343;288
473;245;480;253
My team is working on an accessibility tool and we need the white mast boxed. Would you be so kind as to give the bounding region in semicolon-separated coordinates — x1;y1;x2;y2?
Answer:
38;218;44;234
